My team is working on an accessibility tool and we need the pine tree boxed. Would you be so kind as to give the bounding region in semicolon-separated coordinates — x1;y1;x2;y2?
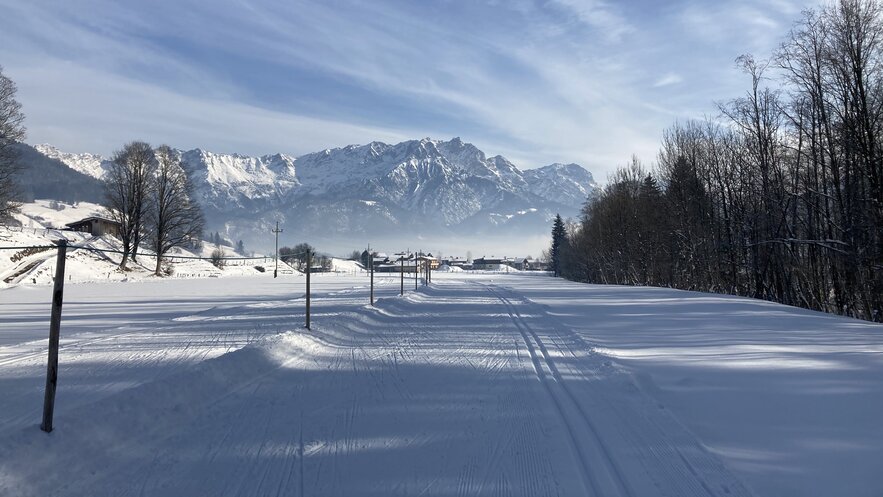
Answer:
551;214;567;277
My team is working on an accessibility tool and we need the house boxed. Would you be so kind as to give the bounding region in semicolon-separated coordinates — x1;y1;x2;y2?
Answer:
375;262;418;273
472;256;504;270
65;216;121;237
417;254;440;270
531;260;550;271
362;250;391;269
507;258;531;271
441;256;469;268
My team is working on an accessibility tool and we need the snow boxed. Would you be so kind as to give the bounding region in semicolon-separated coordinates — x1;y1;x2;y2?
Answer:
34;144;110;180
0;272;881;496
1;201;286;286
329;257;364;273
13;199;106;229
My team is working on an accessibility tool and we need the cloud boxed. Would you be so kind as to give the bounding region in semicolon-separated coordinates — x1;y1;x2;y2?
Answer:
653;73;684;88
10;62;417;158
0;0;831;180
545;0;634;42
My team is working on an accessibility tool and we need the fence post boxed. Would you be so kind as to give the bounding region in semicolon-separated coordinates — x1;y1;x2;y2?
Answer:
41;240;67;433
370;255;375;306
400;254;404;296
305;251;311;330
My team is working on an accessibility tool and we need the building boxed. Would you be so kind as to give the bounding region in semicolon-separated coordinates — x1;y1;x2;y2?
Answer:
441;256;469;268
472;257;504;270
65;216;121;237
417;254;440;270
375;262;418;273
507;257;532;271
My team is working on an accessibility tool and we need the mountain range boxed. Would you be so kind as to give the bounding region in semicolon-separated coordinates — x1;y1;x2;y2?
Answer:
24;138;598;255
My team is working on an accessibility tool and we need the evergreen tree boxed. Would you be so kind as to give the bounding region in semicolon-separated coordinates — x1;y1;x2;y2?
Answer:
550;214;567;277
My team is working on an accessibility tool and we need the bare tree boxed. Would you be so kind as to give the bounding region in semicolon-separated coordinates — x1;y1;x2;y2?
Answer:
105;141;154;270
146;145;205;276
0;65;26;221
210;248;225;268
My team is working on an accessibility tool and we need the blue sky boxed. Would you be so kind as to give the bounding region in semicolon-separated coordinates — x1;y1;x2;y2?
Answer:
0;0;821;178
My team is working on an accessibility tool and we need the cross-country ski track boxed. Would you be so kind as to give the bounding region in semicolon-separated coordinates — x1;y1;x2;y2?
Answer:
1;272;881;496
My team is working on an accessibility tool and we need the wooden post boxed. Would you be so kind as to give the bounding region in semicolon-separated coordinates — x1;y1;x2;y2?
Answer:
414;253;418;290
400;253;404;296
41;240;67;433
370;253;374;306
305;251;311;330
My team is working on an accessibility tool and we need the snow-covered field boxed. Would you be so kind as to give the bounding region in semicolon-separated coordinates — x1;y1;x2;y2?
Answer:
1;200;361;287
0;272;881;496
1;201;257;286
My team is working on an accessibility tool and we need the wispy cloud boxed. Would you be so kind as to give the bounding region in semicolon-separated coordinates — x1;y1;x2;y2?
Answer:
0;0;828;178
653;73;684;88
545;0;634;42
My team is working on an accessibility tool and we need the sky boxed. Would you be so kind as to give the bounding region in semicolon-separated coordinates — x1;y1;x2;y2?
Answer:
0;0;823;179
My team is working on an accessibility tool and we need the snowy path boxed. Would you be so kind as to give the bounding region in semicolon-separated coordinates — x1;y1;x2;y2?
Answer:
1;274;881;496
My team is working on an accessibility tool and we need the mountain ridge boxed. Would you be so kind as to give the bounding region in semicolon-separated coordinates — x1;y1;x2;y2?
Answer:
25;138;598;253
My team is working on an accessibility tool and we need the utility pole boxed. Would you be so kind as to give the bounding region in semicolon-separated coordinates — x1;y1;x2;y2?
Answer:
369;246;375;306
400;250;405;296
272;221;283;278
305;249;311;330
414;250;418;290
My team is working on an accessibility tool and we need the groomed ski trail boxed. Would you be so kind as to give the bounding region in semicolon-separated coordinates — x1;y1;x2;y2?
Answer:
0;277;756;496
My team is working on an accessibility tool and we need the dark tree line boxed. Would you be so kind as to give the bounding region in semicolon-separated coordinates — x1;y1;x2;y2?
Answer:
560;0;883;322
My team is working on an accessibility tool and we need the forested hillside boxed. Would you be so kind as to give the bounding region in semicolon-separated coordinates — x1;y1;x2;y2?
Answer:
13;143;104;204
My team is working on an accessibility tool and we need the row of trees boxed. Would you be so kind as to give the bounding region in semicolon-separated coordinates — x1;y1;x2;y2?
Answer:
558;0;883;322
105;141;204;275
280;243;332;271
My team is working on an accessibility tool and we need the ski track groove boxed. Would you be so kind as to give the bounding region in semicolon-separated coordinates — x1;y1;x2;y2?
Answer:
485;283;756;497
483;283;630;497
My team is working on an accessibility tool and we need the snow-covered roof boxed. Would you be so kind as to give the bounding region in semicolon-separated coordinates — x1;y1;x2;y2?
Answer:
65;216;120;227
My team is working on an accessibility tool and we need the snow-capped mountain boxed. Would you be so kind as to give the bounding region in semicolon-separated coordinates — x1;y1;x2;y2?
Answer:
178;149;299;212
29;138;598;253
524;163;598;209
35;144;112;180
